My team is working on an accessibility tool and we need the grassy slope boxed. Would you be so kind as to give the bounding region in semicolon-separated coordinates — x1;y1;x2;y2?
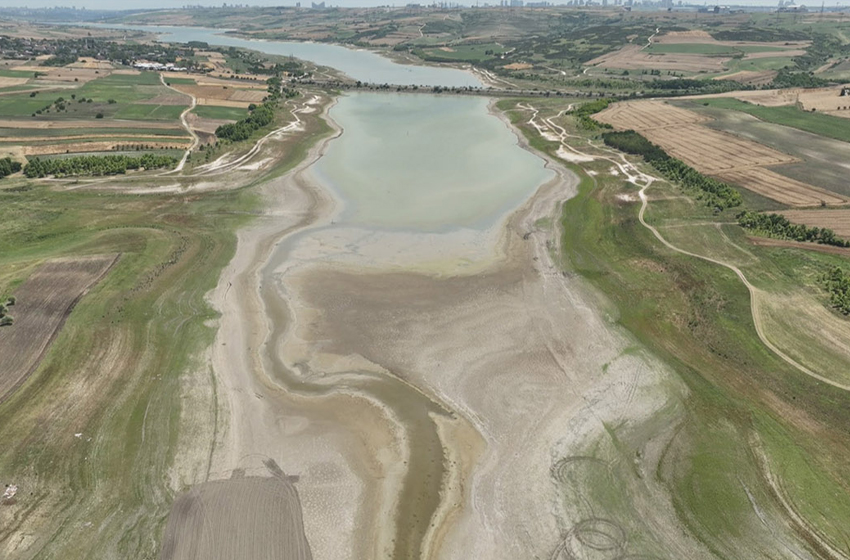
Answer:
0;96;333;559
498;97;850;558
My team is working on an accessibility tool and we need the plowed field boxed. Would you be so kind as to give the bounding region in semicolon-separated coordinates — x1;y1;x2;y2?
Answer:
0;254;118;403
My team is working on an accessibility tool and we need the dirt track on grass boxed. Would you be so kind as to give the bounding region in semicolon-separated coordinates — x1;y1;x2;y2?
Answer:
0;254;118;403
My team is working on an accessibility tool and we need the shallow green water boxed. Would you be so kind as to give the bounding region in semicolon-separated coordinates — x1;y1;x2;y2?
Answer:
311;93;554;231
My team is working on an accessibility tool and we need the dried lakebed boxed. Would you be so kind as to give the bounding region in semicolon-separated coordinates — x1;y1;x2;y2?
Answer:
161;92;698;559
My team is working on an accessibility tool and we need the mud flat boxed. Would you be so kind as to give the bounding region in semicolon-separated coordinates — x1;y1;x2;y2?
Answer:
166;91;699;560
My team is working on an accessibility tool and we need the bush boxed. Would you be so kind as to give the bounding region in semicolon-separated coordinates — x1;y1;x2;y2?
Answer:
821;267;850;315
95;113;104;119
0;316;13;327
0;157;22;179
215;103;275;142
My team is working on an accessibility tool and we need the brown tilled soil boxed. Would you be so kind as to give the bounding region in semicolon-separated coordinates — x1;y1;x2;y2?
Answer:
160;461;312;560
781;209;850;236
0;254;118;403
587;44;730;73
640;124;798;173
714;168;848;207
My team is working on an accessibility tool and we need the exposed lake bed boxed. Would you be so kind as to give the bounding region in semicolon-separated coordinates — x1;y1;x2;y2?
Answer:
134;24;683;560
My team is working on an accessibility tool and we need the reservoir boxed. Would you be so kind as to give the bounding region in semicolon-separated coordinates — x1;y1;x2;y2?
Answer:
311;93;554;231
87;23;482;88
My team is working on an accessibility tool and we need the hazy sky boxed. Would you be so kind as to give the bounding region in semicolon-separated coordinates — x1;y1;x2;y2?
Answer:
1;0;848;9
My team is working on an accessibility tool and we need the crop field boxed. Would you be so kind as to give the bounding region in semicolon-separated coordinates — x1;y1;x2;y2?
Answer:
587;44;730;73
715;168;848;206
714;70;777;86
640;124;798;172
171;84;267;108
0;254;118;403
191;105;248;121
692;98;850;143
781;209;850;237
596;100;712;130
597;99;850;206
161;464;312;560
685;101;850;197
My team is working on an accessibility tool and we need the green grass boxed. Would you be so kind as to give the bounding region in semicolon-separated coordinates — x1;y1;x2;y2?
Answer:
726;56;795;72
646;43;786;55
0;96;333;559
417;42;504;62
499;97;850;556
163;77;197;85
0;94;58;117
114;104;187;121
191;105;248;121
697;97;850;144
0;68;37;79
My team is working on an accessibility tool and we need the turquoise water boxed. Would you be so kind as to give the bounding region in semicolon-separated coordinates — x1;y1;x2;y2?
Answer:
312;93;554;231
85;23;482;88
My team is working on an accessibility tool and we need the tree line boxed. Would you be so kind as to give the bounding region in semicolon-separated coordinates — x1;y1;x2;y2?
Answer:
821;267;850;315
568;99;613;131
214;103;275;142
0;157;22;179
601;130;742;211
23;154;177;178
736;211;850;248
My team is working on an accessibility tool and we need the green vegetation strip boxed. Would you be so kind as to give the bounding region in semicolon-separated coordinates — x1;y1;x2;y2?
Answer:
737;211;850;248
601;130;742;211
699;98;850;144
821;267;850;315
569;98;613;131
23;154;176;178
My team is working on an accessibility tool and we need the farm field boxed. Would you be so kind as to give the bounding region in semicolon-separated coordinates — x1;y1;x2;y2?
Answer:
0;254;118;403
597;98;849;206
691;97;850;142
781;209;850;238
687;103;850;197
714;167;848;206
587;30;807;74
160;463;312;560
0;67;194;159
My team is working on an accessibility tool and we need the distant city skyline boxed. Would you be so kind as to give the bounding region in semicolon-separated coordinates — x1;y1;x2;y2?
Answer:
1;0;849;8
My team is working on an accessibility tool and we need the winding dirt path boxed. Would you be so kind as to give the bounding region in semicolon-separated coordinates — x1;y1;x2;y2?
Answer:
160;73;199;174
522;103;850;394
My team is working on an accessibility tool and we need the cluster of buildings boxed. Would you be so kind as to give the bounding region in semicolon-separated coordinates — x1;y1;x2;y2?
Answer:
132;61;188;71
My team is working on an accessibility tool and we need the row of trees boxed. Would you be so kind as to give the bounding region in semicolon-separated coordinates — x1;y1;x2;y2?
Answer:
23;154;177;178
601;130;742;211
569;99;613;131
214;103;275;142
821;267;850;315
736;211;850;248
0;157;22;179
